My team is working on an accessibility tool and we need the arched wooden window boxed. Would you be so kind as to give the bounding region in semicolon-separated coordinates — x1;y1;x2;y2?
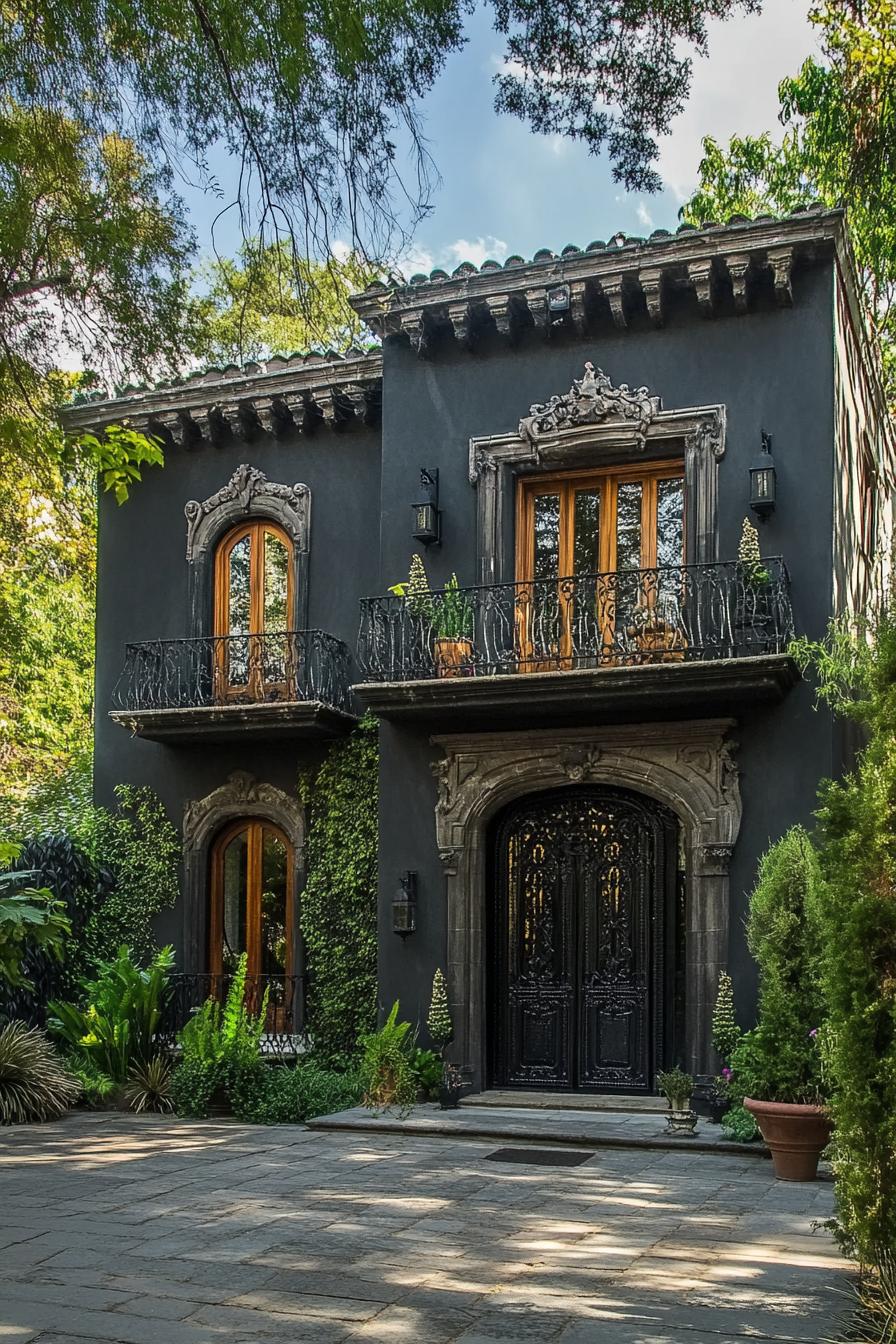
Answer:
209;819;294;983
213;521;293;699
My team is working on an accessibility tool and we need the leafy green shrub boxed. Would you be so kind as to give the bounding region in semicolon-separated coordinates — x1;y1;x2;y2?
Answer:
0;1021;79;1123
170;955;268;1118
358;1001;417;1112
48;945;174;1083
231;1062;362;1124
300;717;377;1065
728;826;825;1108
66;1054;116;1108
656;1066;693;1107
0;842;70;989
410;1046;442;1100
795;604;896;1268
722;1103;762;1144
124;1054;173;1114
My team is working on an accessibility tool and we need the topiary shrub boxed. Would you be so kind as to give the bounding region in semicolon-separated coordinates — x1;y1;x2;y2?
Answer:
299;716;378;1065
0;1021;79;1123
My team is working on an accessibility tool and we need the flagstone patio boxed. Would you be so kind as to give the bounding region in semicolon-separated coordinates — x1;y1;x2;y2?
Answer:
0;1113;851;1343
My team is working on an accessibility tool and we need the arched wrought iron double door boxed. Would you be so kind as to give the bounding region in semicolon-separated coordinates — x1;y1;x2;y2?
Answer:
489;786;679;1093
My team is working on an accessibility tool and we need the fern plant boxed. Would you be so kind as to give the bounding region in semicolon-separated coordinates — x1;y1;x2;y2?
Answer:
358;1001;417;1112
170;955;269;1118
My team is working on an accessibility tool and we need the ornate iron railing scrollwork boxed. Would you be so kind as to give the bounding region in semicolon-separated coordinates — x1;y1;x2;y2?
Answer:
112;630;352;713
357;559;793;682
156;973;310;1056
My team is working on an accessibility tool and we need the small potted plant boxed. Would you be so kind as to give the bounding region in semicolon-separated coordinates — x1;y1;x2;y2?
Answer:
432;574;474;678
438;1061;466;1109
657;1066;698;1134
707;1069;733;1124
734;517;773;652
427;968;466;1110
625;598;685;663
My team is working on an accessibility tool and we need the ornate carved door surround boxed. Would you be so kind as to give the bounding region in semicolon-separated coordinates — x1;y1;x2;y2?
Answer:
431;720;741;1090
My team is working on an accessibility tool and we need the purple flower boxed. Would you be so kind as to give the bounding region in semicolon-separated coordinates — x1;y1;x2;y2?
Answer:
809;1028;818;1039
721;1066;732;1080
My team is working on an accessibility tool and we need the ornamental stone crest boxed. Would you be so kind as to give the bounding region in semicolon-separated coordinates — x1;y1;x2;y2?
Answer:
184;464;310;560
182;771;303;851
519;362;661;448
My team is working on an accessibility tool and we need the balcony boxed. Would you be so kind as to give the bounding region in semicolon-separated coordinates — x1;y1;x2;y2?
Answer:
110;630;356;742
356;560;799;724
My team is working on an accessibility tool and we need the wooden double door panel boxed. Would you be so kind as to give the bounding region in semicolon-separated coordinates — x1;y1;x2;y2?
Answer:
515;462;686;666
489;787;679;1094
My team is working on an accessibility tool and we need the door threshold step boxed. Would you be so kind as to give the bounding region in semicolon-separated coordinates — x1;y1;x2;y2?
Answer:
463;1090;668;1114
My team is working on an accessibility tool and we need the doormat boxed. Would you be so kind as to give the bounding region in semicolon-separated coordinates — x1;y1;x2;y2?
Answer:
485;1147;595;1167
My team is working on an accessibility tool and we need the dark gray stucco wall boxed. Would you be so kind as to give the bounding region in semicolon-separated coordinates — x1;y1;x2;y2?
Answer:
94;424;382;953
375;264;838;1049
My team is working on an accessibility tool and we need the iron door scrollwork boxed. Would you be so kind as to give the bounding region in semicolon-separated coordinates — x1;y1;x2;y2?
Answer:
490;786;677;1093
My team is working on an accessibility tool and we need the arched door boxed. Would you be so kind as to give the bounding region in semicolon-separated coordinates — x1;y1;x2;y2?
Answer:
213;521;293;700
489;786;679;1093
209;819;294;998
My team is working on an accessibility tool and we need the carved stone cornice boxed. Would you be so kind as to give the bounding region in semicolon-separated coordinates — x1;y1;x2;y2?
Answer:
184;464;310;560
350;208;844;354
519;362;662;449
60;351;383;445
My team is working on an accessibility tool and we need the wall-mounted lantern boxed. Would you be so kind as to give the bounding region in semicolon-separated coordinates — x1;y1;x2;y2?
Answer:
412;468;441;546
393;871;418;937
547;283;570;317
750;430;777;521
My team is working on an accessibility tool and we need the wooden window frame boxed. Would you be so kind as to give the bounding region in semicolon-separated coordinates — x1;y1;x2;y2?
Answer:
213;520;295;700
208;817;295;982
514;459;686;584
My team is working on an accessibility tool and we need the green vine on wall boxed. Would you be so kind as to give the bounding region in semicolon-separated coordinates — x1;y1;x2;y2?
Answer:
300;715;378;1065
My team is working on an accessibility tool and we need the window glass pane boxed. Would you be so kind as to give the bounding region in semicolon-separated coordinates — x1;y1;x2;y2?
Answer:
615;482;643;571
227;534;251;686
263;531;289;631
221;830;248;974
573;490;600;575
260;830;288;977
656;478;685;568
533;494;560;580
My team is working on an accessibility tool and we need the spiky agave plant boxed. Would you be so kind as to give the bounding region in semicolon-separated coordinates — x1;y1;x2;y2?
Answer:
0;1022;79;1124
124;1054;173;1114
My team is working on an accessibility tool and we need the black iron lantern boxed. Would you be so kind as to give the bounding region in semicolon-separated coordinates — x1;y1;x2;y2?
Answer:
393;871;417;937
750;430;777;521
547;283;570;316
412;468;440;546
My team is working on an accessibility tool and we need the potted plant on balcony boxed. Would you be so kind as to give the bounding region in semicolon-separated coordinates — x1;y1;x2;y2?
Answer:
432;574;474;678
657;1066;698;1133
625;596;685;663
728;827;832;1180
734;517;773;652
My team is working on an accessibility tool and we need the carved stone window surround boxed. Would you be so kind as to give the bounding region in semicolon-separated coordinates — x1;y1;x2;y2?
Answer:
430;720;742;1089
184;464;311;637
181;772;305;973
468;369;725;585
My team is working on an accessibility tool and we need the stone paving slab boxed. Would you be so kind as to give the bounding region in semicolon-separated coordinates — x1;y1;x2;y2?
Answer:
0;1113;850;1343
309;1102;771;1156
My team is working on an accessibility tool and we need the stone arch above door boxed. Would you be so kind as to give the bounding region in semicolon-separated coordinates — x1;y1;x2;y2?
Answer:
430;721;742;1087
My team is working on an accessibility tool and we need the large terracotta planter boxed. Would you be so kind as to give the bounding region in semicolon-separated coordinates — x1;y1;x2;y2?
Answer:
744;1097;832;1181
434;637;473;678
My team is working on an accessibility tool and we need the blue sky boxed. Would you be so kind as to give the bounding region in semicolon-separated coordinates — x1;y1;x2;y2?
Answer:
178;0;816;277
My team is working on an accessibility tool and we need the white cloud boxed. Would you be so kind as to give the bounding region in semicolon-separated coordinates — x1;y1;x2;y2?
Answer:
636;201;654;229
445;235;509;268
398;242;437;277
657;0;820;200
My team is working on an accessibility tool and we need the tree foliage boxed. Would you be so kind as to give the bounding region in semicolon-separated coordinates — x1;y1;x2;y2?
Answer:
681;1;896;397
795;603;896;1267
191;242;375;365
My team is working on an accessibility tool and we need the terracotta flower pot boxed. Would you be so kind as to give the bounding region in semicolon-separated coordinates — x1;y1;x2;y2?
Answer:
744;1097;832;1181
434;637;473;678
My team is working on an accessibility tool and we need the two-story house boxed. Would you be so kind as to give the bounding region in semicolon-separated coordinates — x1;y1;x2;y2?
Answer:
68;206;894;1098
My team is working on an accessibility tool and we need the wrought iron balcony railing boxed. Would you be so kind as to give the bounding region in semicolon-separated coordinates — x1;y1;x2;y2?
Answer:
157;973;310;1056
357;559;794;683
112;629;352;713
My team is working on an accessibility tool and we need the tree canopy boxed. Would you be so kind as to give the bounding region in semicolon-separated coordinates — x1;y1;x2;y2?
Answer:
682;0;896;398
